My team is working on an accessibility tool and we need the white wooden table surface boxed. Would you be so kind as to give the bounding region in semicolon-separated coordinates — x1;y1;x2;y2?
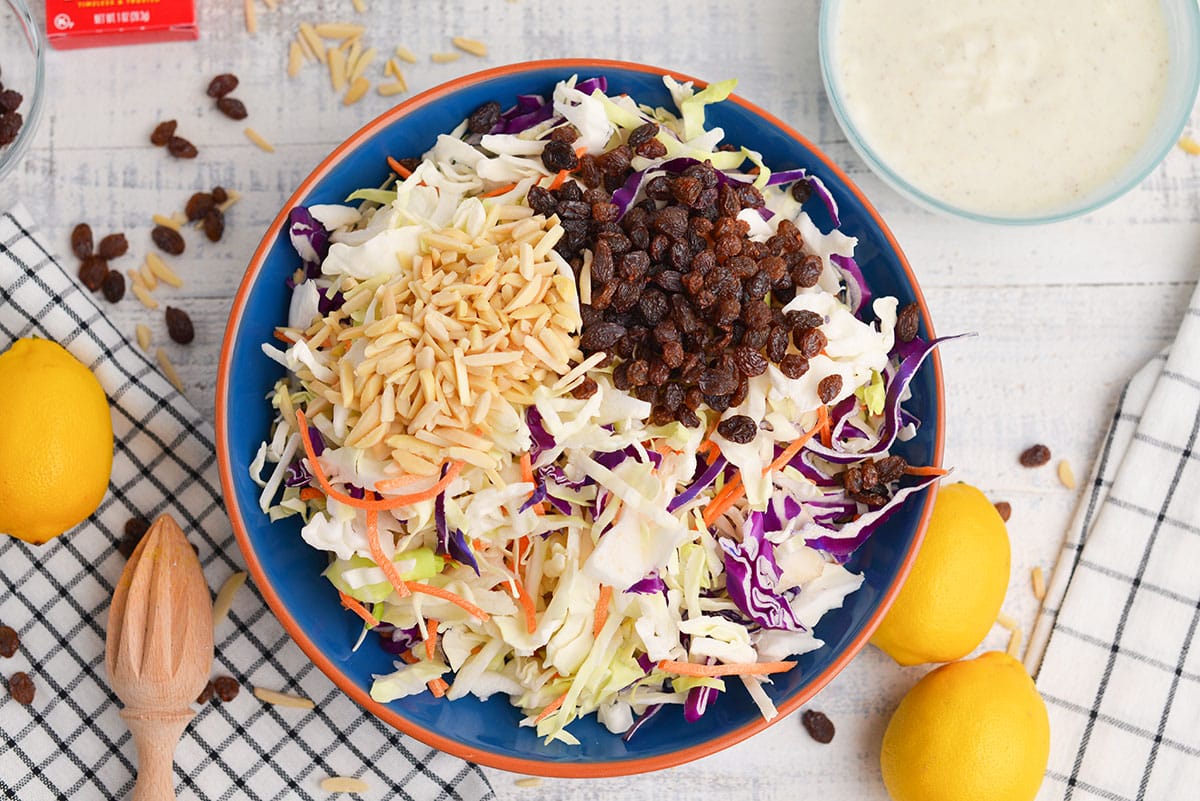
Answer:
4;0;1199;798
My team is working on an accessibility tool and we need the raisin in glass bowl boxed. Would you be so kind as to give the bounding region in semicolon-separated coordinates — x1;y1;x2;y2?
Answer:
0;0;45;194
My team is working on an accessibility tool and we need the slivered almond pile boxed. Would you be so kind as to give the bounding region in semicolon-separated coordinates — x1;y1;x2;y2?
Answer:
288;208;582;476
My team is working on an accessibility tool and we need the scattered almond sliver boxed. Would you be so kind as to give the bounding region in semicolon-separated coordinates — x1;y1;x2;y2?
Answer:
348;47;376;83
343;77;370;106
1006;627;1024;659
351;0;366;13
1031;566;1046;601
395;45;417;64
243;0;256;34
514;777;542;789
128;268;147;292
1057;459;1076;490
245;127;276;153
212;571;247;629
132;283;159;310
135;323;153;353
431;51;460;63
328;48;348;91
452;37;488;57
378;81;407;98
996;610;1019;631
287;42;304;78
152;213;182;232
314;22;365;39
1179;135;1200;155
320;776;370;794
146;252;184;288
156;347;185;393
299;23;327;64
254;686;316;709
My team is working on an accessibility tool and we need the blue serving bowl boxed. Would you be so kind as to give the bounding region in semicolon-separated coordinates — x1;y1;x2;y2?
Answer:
216;59;945;777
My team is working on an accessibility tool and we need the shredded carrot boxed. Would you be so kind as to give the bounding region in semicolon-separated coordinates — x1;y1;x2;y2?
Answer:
481;182;518;197
534;691;569;723
904;465;948;477
387;156;412;178
338;591;380;627
703;407;831;527
547;169;569;191
273;329;297;345
593;585;611;637
574;146;587;158
296;410;464;510
399;649;418;664
374;472;426;490
405;581;491;621
518;452;544;515
299;487;323;502
428;677;449;697
365;509;412;598
423;619;439;660
819;404;833;447
697;439;719;462
374;461;463;494
657;659;797;677
507;575;537;634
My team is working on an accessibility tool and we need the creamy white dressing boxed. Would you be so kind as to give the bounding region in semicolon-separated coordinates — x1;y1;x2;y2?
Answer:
834;0;1170;216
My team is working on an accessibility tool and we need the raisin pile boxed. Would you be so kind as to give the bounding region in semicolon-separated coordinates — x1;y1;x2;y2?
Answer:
207;73;249;121
71;223;128;303
841;455;908;507
535;153;836;428
0;66;24;148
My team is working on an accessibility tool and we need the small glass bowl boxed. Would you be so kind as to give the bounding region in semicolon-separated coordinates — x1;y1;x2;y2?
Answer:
0;0;45;189
818;0;1200;225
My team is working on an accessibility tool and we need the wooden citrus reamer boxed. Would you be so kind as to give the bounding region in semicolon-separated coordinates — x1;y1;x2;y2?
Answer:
105;514;213;801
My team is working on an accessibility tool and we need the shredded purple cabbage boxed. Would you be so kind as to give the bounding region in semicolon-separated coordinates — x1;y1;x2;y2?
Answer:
284;459;313;488
307;425;326;457
667;454;727;512
317;287;345;315
375;624;422;655
805;473;942;561
434;465;479;574
830;253;870;316
720;512;804;631
684;683;719;723
622;703;663;742
288;207;330;265
625;574;667;595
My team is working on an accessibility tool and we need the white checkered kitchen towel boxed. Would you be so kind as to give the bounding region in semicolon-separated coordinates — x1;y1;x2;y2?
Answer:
0;205;495;801
1027;284;1200;800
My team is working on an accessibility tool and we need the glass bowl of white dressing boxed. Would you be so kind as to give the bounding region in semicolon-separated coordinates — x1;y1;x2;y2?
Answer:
818;0;1200;224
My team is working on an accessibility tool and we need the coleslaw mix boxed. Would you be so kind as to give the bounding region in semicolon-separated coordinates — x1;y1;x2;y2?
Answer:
251;75;947;744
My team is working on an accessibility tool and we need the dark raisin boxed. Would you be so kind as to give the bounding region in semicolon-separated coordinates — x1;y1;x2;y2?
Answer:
213;675;240;702
612;362;631;390
994;501;1013;522
526;185;557;217
591;202;620;223
717;415;758;444
792;255;823;288
736;183;765;209
211;186;229;204
0;89;21;114
787;310;823;331
627;122;658;147
794;327;827;359
618;250;650;281
1019;444;1051;467
549;123;581;143
790;180;813;203
165;307;195;344
186;192;216;221
0;625;17;658
801;709;835;743
875;456;907;483
895;302;921;343
101;270;126;303
779;354;809;379
150;119;177;146
654;269;684;293
671;176;702;206
645;175;673;201
196;681;215;704
660;340;685;368
570;376;599;400
215;97;248;120
699;368;738;396
70;223;94;259
704;393;732;412
598;144;632;176
97;233;128;260
558;200;592;220
467;100;501;134
677;406;701;428
541;140;579;172
766;325;789;362
638;290;669;326
167;136;198;158
580;321;626;353
8;672;34;705
151;225;186;255
817;374;843;404
635;138;668;159
591;281;616;310
206;73;239;98
78;256;109;291
203;208;225;242
626;359;650;387
659;383;684;411
0;111;21;146
612;280;642;313
732;346;768;377
576;154;602;187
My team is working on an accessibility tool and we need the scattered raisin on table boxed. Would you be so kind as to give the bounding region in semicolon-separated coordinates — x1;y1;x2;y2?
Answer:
210;186;229;204
78;256;109;291
70;223;93;259
895;302;921;343
8;672;35;705
97;233;128;260
466;100;500;134
0;625;18;658
202;208;225;242
994;501;1012;522
167;136;198;159
206;73;239;98
101;271;126;303
185;192;215;221
165;307;195;344
801;709;835;743
150;120;177;147
213;675;240;702
1019;444;1051;468
117;517;151;558
215;97;248;121
196;681;215;704
717;415;758;444
151;225;185;255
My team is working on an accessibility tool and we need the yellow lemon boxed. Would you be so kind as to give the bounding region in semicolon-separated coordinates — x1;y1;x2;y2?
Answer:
871;482;1010;665
881;651;1050;801
0;338;113;544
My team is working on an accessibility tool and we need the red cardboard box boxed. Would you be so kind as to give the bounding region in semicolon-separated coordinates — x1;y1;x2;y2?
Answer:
46;0;198;49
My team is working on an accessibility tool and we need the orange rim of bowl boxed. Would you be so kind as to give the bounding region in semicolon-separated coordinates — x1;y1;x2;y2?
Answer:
216;58;945;778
